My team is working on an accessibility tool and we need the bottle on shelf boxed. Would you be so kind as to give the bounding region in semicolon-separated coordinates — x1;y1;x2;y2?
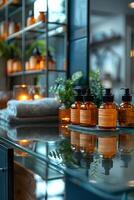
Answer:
118;88;134;127
71;88;83;125
12;59;22;73
98;88;118;129
27;10;36;26
36;11;46;22
7;52;15;75
80;88;97;127
29;47;42;71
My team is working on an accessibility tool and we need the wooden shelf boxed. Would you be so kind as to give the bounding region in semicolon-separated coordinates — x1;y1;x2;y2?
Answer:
8;69;66;77
6;22;66;41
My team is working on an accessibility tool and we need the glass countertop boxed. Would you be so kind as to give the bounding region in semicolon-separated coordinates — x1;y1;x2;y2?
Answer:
0;122;134;197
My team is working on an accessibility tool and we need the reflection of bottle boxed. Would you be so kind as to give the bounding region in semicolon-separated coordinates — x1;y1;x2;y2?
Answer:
119;88;134;127
59;123;70;138
102;158;113;175
98;88;118;129
80;133;96;153
119;133;134;168
71;131;80;151
119;134;134;153
71;89;83;125
98;136;117;159
80;154;93;169
80;88;97;127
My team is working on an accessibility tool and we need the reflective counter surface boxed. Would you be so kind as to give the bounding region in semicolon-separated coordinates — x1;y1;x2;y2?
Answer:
0;122;134;198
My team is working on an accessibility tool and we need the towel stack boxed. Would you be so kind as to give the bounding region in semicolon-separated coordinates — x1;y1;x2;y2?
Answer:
0;98;60;124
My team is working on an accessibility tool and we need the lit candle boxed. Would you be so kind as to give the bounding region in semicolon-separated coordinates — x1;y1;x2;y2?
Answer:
34;94;42;100
61;117;70;123
18;94;30;101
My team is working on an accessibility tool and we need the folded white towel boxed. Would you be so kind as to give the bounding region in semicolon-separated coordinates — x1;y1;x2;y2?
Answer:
7;98;60;118
0;109;58;125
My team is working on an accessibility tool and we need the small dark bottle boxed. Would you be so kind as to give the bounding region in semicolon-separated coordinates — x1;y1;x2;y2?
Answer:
118;88;134;127
98;88;118;129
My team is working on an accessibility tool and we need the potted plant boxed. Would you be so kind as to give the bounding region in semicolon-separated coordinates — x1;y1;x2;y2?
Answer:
50;71;83;122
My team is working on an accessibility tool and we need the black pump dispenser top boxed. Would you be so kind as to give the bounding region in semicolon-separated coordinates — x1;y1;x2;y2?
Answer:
74;87;83;102
33;47;41;56
122;88;132;102
103;88;114;102
84;88;94;102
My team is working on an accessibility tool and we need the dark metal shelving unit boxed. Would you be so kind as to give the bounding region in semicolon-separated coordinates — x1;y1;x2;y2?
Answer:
3;0;67;95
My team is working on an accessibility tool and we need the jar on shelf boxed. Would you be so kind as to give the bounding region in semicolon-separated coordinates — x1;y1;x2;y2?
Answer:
12;59;22;73
48;50;55;70
27;10;35;26
29;47;42;70
8;21;15;35
36;11;46;22
40;56;46;70
7;58;14;74
25;61;30;71
0;21;8;39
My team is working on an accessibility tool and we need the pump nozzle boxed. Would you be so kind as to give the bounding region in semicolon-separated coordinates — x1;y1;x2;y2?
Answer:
121;88;132;102
103;88;114;102
84;88;94;102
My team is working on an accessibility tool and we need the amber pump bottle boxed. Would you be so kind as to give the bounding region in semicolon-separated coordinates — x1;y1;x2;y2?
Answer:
118;88;134;127
80;88;97;127
98;88;118;129
71;88;83;125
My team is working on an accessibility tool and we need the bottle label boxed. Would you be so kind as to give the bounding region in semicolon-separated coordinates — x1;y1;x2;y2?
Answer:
71;109;80;124
126;109;134;124
80;110;91;124
98;109;117;127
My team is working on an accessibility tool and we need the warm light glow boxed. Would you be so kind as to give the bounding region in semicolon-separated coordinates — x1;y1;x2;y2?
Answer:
34;94;42;100
19;140;31;146
130;49;134;57
61;117;70;123
18;94;29;101
128;2;134;8
21;84;26;88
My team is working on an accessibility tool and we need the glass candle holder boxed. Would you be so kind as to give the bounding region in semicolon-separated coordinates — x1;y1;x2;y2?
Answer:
13;85;31;100
29;85;45;100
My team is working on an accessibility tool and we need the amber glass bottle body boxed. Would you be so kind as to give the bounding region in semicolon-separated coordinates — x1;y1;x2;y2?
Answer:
80;101;97;127
98;102;118;129
119;102;134;127
71;101;81;125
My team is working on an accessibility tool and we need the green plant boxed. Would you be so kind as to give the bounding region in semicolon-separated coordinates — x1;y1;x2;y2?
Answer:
49;71;83;108
0;41;21;59
90;70;104;107
0;41;10;59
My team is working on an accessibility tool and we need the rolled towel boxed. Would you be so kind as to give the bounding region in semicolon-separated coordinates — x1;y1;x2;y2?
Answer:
7;98;60;118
